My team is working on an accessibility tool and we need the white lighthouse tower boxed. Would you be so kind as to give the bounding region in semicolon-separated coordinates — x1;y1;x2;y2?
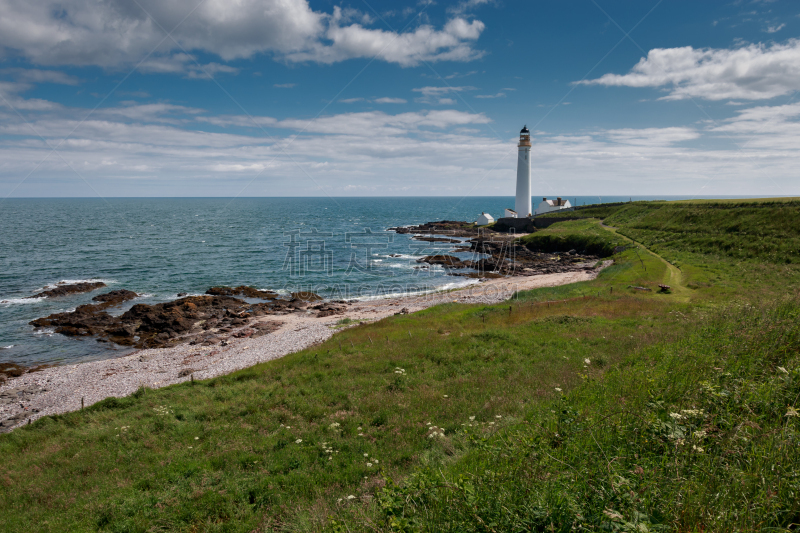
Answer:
515;125;532;218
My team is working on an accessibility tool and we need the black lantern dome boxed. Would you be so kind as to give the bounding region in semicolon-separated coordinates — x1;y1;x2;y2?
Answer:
520;125;530;134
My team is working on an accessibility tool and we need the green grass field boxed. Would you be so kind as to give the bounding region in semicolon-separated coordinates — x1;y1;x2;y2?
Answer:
1;200;799;532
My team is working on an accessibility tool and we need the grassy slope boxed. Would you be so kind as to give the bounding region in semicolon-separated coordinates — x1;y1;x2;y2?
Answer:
1;203;799;532
539;199;800;264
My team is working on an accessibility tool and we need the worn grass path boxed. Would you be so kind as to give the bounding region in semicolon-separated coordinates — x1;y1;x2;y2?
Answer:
598;220;689;300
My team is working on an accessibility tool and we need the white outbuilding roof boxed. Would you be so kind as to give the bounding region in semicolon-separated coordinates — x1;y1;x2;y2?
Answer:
476;212;495;225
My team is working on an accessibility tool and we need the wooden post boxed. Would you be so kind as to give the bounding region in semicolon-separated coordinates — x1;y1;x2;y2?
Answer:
81;397;84;410
191;373;194;384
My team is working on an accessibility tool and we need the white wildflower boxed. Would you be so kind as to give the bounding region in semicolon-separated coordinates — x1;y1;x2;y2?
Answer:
584;358;591;365
194;437;199;440
693;430;707;439
469;416;475;421
786;406;799;417
443;395;448;398
693;445;704;453
366;462;373;467
495;415;502;418
363;453;369;457
347;495;355;500
329;422;341;429
669;413;682;420
555;387;562;392
295;439;302;444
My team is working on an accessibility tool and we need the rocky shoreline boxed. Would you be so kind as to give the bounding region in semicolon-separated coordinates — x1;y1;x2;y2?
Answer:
0;264;612;433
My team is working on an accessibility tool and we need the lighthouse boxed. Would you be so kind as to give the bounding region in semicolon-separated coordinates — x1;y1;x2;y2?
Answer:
515;125;532;218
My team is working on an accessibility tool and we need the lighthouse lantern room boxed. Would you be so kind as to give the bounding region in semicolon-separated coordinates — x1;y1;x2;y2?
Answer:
515;125;532;218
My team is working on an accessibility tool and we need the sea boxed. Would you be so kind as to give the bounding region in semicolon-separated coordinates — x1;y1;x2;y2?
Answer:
0;196;751;366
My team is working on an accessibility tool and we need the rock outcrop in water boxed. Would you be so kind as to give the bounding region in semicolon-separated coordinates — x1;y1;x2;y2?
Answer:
29;287;345;349
27;281;106;299
206;286;279;299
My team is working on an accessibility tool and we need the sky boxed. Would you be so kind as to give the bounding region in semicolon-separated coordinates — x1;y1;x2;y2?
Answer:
0;0;799;198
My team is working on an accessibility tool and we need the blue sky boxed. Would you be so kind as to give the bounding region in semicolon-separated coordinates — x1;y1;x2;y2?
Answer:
0;0;799;197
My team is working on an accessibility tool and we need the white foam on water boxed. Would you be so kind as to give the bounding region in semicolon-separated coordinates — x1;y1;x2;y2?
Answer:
1;345;14;349
0;297;46;305
33;328;56;336
351;277;480;302
37;278;116;291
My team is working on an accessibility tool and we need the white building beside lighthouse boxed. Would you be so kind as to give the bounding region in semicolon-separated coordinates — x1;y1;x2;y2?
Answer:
515;125;532;218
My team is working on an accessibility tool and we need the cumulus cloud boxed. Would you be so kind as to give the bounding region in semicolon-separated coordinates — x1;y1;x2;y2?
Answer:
0;0;485;71
286;10;485;66
579;39;800;100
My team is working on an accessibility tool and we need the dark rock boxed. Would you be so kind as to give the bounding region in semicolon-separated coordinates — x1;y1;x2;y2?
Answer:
92;289;138;305
388;220;486;238
30;294;251;349
291;291;323;302
206;286;278;299
417;255;470;268
250;321;284;337
27;281;106;299
412;236;461;243
177;292;187;297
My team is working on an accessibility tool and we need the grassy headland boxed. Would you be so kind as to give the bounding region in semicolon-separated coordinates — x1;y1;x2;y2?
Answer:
2;200;800;532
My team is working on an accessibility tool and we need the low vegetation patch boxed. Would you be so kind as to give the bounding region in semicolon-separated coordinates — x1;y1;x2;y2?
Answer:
519;219;624;257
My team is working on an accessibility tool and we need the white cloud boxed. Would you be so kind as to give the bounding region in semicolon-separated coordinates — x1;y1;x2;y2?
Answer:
475;92;505;98
136;54;239;78
765;23;786;33
447;0;495;15
287;10;485;66
339;97;407;104
373;97;407;104
0;1;485;70
0;68;80;85
413;85;476;103
579;39;800;100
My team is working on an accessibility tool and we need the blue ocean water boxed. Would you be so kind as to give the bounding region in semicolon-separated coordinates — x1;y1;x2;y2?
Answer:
0;196;741;365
